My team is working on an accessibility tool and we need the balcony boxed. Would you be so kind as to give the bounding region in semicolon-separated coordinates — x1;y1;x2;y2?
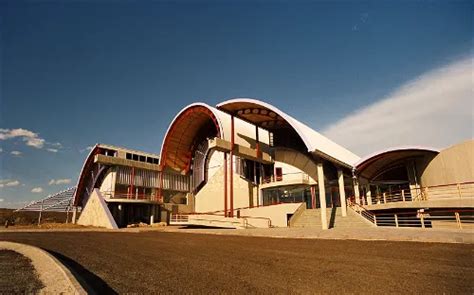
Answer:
260;172;314;189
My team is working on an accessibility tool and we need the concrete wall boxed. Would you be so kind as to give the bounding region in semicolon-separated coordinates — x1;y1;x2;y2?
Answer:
421;140;474;186
77;189;118;229
194;163;257;213
274;148;318;183
239;203;302;227
99;170;115;197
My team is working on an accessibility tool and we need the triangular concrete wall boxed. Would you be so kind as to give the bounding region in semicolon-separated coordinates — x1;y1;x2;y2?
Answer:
77;189;118;229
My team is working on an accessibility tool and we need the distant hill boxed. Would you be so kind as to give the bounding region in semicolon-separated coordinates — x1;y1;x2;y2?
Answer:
0;208;68;225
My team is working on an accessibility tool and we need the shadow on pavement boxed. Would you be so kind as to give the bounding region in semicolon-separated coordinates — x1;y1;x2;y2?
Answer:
46;250;117;294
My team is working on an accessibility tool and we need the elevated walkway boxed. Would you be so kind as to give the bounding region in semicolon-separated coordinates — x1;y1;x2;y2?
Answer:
290;207;374;229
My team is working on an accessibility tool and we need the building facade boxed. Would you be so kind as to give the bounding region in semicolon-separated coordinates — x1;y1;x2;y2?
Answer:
72;98;473;230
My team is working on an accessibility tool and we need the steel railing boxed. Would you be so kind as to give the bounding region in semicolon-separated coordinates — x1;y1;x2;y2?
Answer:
357;181;474;206
348;197;473;229
373;209;473;229
263;172;310;184
101;191;162;202
347;199;377;224
170;212;272;228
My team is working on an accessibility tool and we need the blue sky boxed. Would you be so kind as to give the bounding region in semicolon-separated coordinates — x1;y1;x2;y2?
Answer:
0;0;472;207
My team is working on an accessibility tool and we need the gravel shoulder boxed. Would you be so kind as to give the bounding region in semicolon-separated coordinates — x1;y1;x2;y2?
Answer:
0;250;44;293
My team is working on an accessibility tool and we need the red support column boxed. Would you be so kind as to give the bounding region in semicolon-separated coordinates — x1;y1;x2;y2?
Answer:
224;153;228;217
255;125;260;158
130;167;135;200
229;115;234;217
311;186;316;209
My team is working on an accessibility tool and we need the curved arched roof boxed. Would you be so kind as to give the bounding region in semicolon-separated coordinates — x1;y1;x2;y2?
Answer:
159;103;226;173
73;144;100;206
355;146;439;180
217;98;360;167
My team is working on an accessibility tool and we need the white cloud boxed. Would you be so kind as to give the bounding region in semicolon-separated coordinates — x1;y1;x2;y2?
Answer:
0;128;62;152
10;150;22;156
80;146;94;153
0;198;4;202
0;148;3;153
0;180;21;188
322;56;473;156
31;187;43;193
48;178;71;185
0;128;45;148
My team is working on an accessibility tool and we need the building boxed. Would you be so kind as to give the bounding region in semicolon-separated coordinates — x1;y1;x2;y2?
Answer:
72;98;473;230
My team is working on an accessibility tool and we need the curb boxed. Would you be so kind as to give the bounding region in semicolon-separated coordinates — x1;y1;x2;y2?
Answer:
0;241;87;294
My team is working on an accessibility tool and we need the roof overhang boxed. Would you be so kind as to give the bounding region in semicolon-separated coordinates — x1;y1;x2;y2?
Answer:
355;146;439;180
217;98;360;167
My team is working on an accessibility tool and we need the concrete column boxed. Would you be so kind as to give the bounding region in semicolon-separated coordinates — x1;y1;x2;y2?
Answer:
366;185;372;205
317;163;328;230
72;207;78;224
353;179;360;204
337;170;347;217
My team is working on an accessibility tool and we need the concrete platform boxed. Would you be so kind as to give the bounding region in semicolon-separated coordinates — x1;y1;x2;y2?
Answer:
160;226;474;244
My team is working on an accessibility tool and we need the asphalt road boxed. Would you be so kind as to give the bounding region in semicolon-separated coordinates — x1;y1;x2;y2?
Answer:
1;231;472;294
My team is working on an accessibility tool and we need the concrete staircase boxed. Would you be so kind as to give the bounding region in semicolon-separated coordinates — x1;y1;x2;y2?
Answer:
291;207;374;229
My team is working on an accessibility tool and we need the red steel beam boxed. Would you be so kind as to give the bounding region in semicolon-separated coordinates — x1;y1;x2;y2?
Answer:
224;153;228;217
229;115;234;217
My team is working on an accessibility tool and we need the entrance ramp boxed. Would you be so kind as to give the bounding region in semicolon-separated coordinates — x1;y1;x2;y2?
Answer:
170;214;273;229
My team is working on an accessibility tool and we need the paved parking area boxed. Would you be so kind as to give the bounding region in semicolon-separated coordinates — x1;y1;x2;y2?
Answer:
1;231;472;293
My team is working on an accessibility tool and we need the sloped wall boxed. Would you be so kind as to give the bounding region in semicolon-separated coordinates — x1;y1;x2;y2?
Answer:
77;189;118;229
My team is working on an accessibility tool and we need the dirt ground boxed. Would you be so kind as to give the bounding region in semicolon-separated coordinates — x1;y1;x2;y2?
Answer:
0;231;472;294
0;250;44;293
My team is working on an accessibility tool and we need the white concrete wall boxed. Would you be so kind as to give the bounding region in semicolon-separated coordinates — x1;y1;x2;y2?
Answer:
239;203;302;227
77;189;118;229
99;170;115;197
206;150;224;182
274;148;318;183
195;163;257;213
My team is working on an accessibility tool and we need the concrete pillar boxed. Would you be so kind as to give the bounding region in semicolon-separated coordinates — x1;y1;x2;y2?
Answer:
72;207;78;224
317;163;328;230
337;169;347;217
353;179;360;204
366;185;372;205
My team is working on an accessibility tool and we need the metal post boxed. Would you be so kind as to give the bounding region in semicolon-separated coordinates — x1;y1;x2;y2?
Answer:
457;183;462;198
224;153;228;217
402;189;405;202
38;200;44;226
394;214;399;227
455;212;462;229
420;214;425;228
383;192;387;204
373;215;377;226
65;207;70;224
130;167;135;199
229;115;234;217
